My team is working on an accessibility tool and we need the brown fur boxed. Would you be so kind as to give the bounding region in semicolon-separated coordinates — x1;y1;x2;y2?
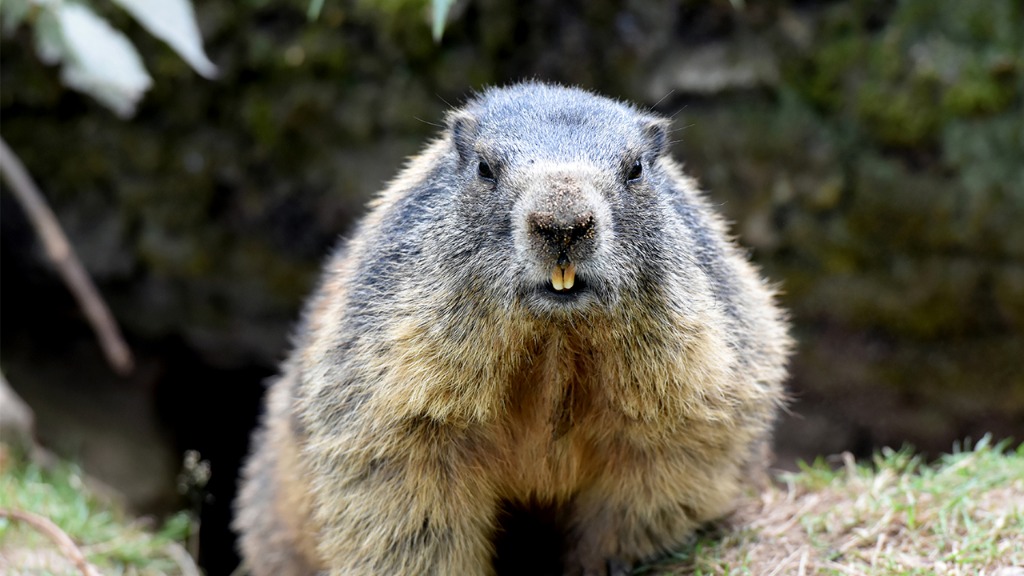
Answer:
234;83;791;576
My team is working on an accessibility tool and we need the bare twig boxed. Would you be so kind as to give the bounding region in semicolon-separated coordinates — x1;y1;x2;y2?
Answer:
0;136;133;374
0;508;102;576
164;541;202;576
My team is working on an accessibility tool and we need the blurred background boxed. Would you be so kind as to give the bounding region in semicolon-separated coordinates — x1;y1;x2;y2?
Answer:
2;0;1021;573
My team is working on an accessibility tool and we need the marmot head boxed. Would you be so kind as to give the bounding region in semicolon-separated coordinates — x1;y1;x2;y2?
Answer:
440;83;693;319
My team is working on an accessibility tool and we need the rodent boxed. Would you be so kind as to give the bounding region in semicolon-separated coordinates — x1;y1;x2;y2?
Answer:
233;82;791;576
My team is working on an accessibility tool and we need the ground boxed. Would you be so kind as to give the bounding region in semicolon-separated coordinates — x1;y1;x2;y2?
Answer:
2;437;1021;575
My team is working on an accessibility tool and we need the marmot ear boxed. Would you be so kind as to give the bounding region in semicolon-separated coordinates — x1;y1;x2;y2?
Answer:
446;110;479;163
642;117;671;157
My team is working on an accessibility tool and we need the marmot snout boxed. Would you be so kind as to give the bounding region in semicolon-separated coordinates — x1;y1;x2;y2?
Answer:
519;167;607;298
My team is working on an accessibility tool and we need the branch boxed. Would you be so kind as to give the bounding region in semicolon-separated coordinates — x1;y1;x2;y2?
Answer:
0;136;133;374
0;508;102;576
165;541;202;576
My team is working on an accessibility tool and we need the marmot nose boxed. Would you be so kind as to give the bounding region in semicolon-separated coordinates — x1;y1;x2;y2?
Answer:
527;210;595;256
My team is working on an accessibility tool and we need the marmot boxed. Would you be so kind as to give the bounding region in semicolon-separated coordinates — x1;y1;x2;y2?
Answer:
234;82;791;576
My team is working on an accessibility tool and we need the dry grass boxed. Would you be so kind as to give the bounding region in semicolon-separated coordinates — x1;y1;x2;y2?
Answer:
643;436;1024;576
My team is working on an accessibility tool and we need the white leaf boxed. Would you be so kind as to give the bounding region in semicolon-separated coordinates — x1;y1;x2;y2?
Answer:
431;0;456;42
110;0;218;79
33;7;64;65
1;0;32;35
55;3;153;118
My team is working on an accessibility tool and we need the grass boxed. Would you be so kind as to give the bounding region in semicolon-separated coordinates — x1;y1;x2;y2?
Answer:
1;437;1020;575
643;435;1024;575
0;446;195;576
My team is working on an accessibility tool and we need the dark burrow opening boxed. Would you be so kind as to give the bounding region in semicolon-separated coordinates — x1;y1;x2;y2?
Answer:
493;500;566;576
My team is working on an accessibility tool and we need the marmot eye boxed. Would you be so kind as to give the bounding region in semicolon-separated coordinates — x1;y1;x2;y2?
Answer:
478;161;495;181
626;160;643;183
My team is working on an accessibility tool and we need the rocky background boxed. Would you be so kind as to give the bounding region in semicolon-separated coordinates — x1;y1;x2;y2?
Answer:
2;0;1021;572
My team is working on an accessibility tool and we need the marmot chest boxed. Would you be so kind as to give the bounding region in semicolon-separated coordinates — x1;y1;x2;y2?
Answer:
492;335;608;498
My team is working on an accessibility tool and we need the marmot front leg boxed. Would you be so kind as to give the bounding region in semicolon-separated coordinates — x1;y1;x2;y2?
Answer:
305;423;498;575
564;453;743;576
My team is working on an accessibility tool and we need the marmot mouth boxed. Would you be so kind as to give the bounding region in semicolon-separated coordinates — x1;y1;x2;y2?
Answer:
545;262;586;298
541;275;587;298
550;263;576;292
